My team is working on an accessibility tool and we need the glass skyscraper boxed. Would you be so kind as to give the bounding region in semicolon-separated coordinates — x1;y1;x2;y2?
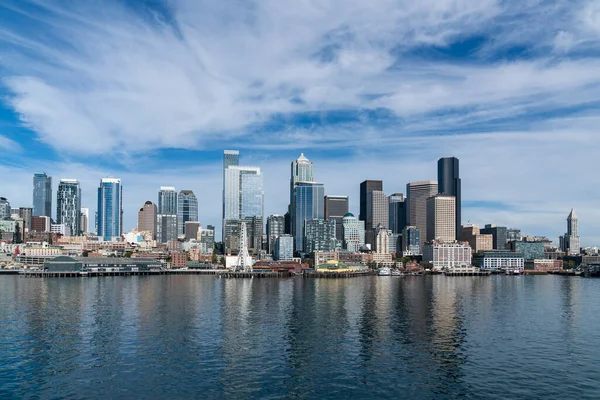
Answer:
97;178;122;241
33;172;52;217
177;190;198;236
158;187;178;215
294;182;324;252
56;179;81;236
222;150;264;253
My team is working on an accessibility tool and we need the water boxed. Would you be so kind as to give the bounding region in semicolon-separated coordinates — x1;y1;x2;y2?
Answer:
1;275;599;399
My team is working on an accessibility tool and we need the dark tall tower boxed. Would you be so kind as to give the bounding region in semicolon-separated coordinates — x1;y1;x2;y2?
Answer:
438;157;461;239
324;195;349;242
359;180;382;223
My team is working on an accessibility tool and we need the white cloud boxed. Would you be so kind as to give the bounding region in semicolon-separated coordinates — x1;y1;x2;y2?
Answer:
0;134;20;151
1;0;599;155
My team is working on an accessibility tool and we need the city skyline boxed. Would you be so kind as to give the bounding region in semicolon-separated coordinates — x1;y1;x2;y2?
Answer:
0;153;594;248
0;1;599;246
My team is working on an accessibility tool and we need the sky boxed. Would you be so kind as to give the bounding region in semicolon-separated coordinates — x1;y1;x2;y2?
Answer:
0;0;599;245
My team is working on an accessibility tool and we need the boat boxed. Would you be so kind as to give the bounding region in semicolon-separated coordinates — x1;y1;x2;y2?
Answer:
391;269;403;276
378;267;392;276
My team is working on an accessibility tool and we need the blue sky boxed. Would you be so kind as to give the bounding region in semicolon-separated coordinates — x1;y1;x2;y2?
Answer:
1;0;599;244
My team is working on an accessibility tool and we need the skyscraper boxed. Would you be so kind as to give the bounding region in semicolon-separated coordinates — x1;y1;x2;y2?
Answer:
158;187;178;215
294;182;324;252
388;193;406;234
304;219;337;253
156;214;177;244
97;178;122;241
138;201;157;238
426;195;456;242
406;181;438;246
480;224;508;250
366;190;388;247
438;157;461;239
324;195;349;243
402;226;421;256
560;209;580;255
177;190;198;236
267;214;285;255
0;197;10;220
33;172;52;217
342;213;365;252
19;207;32;232
56;179;81;236
359;180;383;223
223;150;239;227
289;154;315;236
223;152;264;253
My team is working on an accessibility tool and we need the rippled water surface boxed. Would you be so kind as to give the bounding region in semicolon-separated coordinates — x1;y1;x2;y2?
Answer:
1;275;600;399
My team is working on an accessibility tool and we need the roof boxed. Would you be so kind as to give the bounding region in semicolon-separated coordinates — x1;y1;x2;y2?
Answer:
568;209;578;219
296;153;310;163
343;213;355;218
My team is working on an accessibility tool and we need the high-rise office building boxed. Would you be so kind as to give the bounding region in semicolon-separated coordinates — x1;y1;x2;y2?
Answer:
267;214;286;255
406;181;438;247
274;235;294;261
480;224;508;250
342;213;365;252
185;222;200;241
359;180;383;223
366;190;388;247
33;172;52;217
304;219;337;253
19;207;32;232
0;197;10;220
293;182;324;252
223;151;264;253
177;190;198;236
80;208;89;234
560;209;581;255
402;226;421;256
158;186;178;215
97;178;123;241
388;193;406;234
56;179;81;236
157;214;177;244
438;157;461;239
138;201;157;238
374;225;390;254
324;195;349;243
200;225;215;253
289;154;315;235
426;195;456;243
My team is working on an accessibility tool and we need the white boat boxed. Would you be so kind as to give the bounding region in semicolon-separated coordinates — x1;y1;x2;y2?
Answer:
378;267;392;276
391;269;403;276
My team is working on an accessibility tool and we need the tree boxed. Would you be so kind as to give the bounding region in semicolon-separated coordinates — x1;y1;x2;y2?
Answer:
220;256;226;266
124;251;133;258
212;252;217;264
82;250;89;258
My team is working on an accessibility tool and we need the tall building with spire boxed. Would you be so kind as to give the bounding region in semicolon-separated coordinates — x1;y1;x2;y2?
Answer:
289;154;315;236
560;209;580;255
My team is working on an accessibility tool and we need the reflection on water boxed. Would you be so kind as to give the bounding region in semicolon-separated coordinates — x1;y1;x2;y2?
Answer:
2;275;600;399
